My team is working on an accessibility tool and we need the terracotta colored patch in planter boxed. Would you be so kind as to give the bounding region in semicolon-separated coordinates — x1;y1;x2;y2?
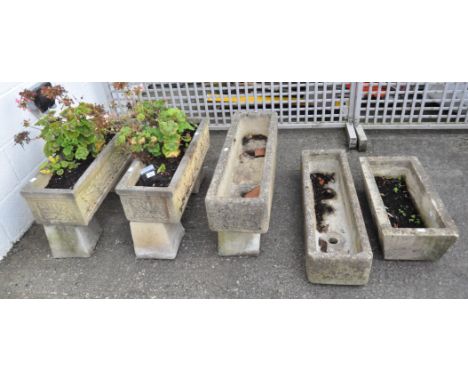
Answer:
254;147;266;157
242;185;260;198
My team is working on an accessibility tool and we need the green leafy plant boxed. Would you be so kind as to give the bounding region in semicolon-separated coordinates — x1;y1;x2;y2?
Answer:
110;83;195;165
14;85;110;176
157;163;166;174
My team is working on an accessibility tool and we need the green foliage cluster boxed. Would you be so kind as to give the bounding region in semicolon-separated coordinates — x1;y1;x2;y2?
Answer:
115;99;195;163
14;84;110;176
37;103;108;175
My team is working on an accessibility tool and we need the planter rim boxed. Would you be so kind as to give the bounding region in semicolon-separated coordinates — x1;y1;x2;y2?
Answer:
359;155;459;236
21;134;121;196
115;118;209;194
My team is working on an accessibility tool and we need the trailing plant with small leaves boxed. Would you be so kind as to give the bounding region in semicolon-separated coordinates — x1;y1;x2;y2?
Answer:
14;85;110;176
110;83;195;164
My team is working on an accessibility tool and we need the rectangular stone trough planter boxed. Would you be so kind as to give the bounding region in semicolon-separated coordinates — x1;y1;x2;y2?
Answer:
205;111;278;256
115;118;210;259
21;135;131;258
360;156;458;261
302;149;372;285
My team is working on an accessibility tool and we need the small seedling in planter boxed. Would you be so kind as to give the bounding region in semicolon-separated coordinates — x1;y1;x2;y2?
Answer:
375;175;426;229
157;163;166;174
14;85;111;188
110;83;196;187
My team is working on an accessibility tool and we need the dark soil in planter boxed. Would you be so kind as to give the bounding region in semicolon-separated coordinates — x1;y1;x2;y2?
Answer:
310;173;336;233
375;176;426;228
46;135;114;190
136;126;197;188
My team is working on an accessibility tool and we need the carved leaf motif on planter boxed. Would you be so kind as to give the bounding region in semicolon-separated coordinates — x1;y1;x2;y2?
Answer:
36;200;78;222
125;197;169;221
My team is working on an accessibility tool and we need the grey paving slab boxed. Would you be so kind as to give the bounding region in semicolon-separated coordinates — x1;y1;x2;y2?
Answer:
1;129;467;298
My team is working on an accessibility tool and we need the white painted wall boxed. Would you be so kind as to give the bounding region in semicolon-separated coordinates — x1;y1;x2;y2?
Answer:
0;82;111;260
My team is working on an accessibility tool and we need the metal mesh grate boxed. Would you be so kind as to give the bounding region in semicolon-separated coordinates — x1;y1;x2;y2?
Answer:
356;82;468;125
109;82;351;128
109;82;468;129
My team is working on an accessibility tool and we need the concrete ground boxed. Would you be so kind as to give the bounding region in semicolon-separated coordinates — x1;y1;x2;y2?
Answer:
1;129;467;298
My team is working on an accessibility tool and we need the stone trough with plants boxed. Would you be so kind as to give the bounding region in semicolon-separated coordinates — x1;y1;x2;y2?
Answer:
17;85;130;258
113;84;210;259
360;156;459;261
302;149;373;285
205;111;278;256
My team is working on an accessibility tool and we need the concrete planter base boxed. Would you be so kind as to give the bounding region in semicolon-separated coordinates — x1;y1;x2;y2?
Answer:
360;156;459;261
130;222;185;259
116;119;210;259
205;112;278;256
218;231;261;256
21;136;130;258
44;217;102;258
302;150;373;285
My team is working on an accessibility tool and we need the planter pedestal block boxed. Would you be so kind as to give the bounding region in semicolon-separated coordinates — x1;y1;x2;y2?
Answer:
218;231;261;256
206;112;278;256
44;217;102;258
116;119;210;260
21;136;131;258
130;222;185;259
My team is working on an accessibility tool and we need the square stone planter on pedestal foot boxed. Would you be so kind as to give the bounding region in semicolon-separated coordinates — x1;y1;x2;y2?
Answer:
116;118;210;259
44;217;103;258
302;150;373;285
360;156;459;261
206;111;278;256
21;136;131;258
129;221;185;259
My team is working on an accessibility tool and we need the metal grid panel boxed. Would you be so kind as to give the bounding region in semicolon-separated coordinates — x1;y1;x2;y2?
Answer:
108;82;468;129
109;82;351;128
356;82;468;125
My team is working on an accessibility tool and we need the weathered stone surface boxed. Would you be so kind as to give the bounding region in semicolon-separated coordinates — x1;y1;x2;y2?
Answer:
191;168;205;195
346;122;357;149
21;135;131;226
302;150;373;285
205;111;278;233
130;222;185;259
360;156;459;260
218;231;261;256
44;217;102;258
355;124;368;152
116;119;210;224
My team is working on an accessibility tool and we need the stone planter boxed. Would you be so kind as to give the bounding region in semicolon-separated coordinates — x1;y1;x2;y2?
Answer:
21;135;131;258
360;156;459;261
115;118;210;259
302;150;373;285
205;111;278;256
